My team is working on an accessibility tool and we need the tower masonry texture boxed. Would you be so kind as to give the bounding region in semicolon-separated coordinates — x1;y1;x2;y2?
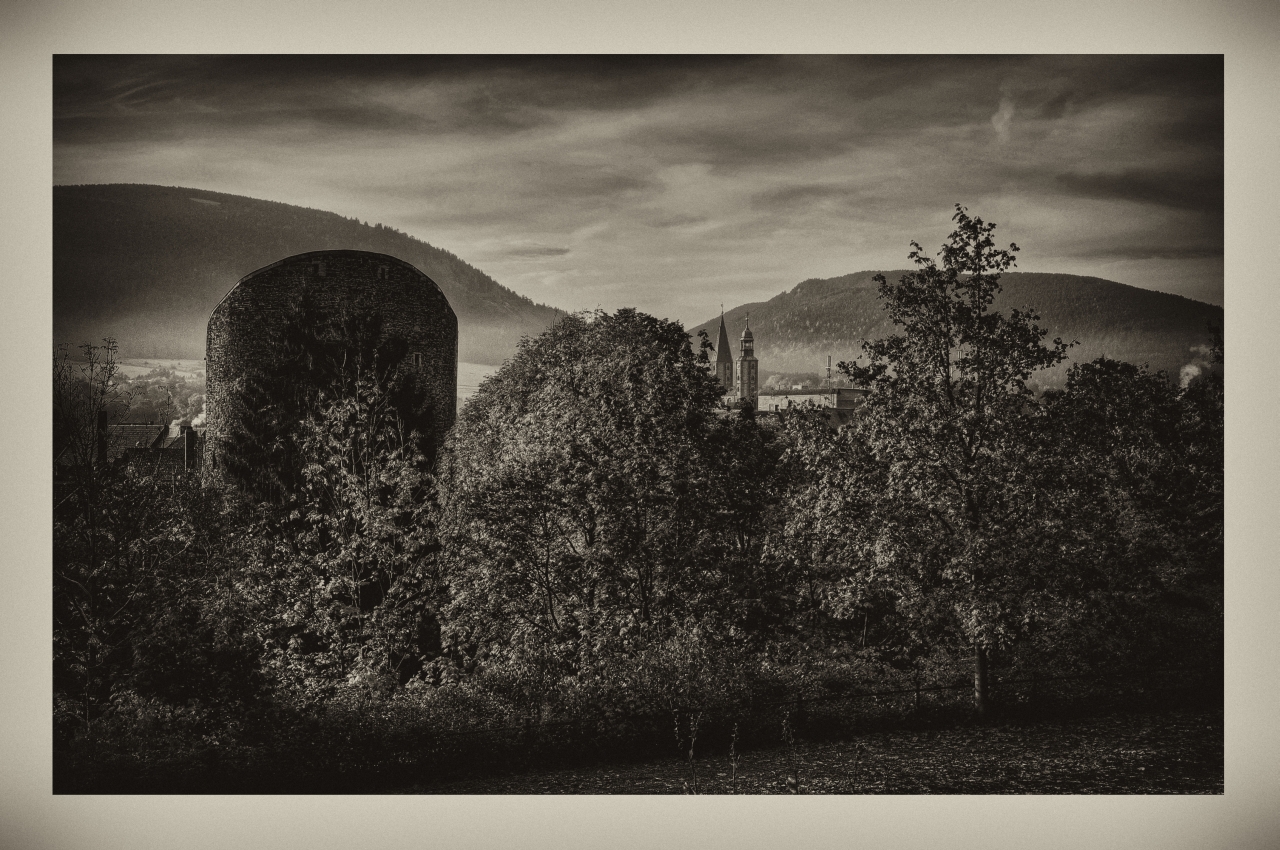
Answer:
204;249;458;476
735;318;758;409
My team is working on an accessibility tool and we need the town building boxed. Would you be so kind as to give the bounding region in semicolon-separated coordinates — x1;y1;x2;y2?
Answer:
712;316;867;424
756;386;869;412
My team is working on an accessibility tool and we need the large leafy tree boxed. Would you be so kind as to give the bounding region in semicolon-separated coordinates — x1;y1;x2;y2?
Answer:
1029;349;1224;672
828;206;1071;714
435;309;784;710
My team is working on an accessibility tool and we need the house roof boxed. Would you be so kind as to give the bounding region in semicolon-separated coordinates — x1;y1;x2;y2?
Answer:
103;424;166;463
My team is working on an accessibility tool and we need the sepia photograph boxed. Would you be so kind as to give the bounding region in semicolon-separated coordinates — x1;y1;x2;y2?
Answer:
48;54;1226;797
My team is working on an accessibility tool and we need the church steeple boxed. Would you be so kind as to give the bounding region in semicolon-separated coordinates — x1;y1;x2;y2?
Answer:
735;315;758;409
714;309;734;392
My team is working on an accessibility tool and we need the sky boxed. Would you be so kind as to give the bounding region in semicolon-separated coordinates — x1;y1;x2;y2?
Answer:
53;55;1224;325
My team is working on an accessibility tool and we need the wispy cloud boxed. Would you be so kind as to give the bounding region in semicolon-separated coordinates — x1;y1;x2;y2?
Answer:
499;243;572;259
990;97;1016;143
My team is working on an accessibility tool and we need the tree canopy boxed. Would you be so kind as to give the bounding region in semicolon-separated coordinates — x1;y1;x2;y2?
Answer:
436;309;785;711
817;206;1074;711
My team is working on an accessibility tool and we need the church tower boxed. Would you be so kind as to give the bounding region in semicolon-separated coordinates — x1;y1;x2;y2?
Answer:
714;311;734;393
735;317;758;409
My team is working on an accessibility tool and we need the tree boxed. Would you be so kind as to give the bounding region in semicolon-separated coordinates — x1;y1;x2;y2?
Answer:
53;341;264;738
830;205;1071;715
53;339;129;477
259;369;442;699
1173;329;1224;578
1028;350;1223;673
435;309;783;712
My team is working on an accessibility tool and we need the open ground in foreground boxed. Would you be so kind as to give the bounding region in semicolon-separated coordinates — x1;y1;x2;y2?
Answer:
403;707;1222;794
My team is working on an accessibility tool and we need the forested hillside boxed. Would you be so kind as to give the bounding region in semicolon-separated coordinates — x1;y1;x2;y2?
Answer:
54;184;564;364
692;271;1223;385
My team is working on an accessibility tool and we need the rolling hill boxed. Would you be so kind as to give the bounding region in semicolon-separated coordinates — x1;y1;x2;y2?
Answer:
691;271;1223;386
53;184;565;364
55;185;1222;384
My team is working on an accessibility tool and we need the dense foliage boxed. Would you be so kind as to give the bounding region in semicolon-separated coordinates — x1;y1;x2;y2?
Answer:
54;343;264;741
435;309;788;717
53;210;1222;790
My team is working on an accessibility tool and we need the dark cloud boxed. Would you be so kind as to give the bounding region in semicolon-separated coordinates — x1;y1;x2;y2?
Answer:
750;184;854;211
501;245;571;258
1054;169;1223;213
1164;106;1225;149
645;213;710;229
53;55;766;140
52;54;1226;319
644;125;859;174
993;54;1221;109
1037;91;1074;120
55;103;437;145
1084;243;1223;261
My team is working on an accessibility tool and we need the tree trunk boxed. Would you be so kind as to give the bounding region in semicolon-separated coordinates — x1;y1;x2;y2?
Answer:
973;644;989;718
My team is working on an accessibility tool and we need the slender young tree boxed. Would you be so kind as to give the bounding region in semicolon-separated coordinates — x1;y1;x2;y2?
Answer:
836;205;1071;714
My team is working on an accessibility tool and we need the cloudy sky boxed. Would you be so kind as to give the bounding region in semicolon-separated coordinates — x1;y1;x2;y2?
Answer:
53;55;1223;324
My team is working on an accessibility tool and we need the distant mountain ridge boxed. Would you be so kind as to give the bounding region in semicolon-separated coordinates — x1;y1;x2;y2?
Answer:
692;270;1223;386
54;184;564;364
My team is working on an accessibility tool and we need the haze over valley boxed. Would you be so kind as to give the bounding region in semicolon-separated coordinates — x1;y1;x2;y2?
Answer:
57;185;1221;394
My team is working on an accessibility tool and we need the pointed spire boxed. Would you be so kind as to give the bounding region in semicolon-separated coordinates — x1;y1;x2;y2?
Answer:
715;309;733;365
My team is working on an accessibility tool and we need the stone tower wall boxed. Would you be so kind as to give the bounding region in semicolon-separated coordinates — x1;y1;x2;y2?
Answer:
715;358;734;392
735;356;758;409
204;250;457;476
736;323;758;408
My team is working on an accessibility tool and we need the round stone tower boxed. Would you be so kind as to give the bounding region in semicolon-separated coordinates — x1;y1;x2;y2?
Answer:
204;249;457;479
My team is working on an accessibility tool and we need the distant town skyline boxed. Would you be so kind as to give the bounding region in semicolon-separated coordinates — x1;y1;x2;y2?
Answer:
54;55;1223;327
